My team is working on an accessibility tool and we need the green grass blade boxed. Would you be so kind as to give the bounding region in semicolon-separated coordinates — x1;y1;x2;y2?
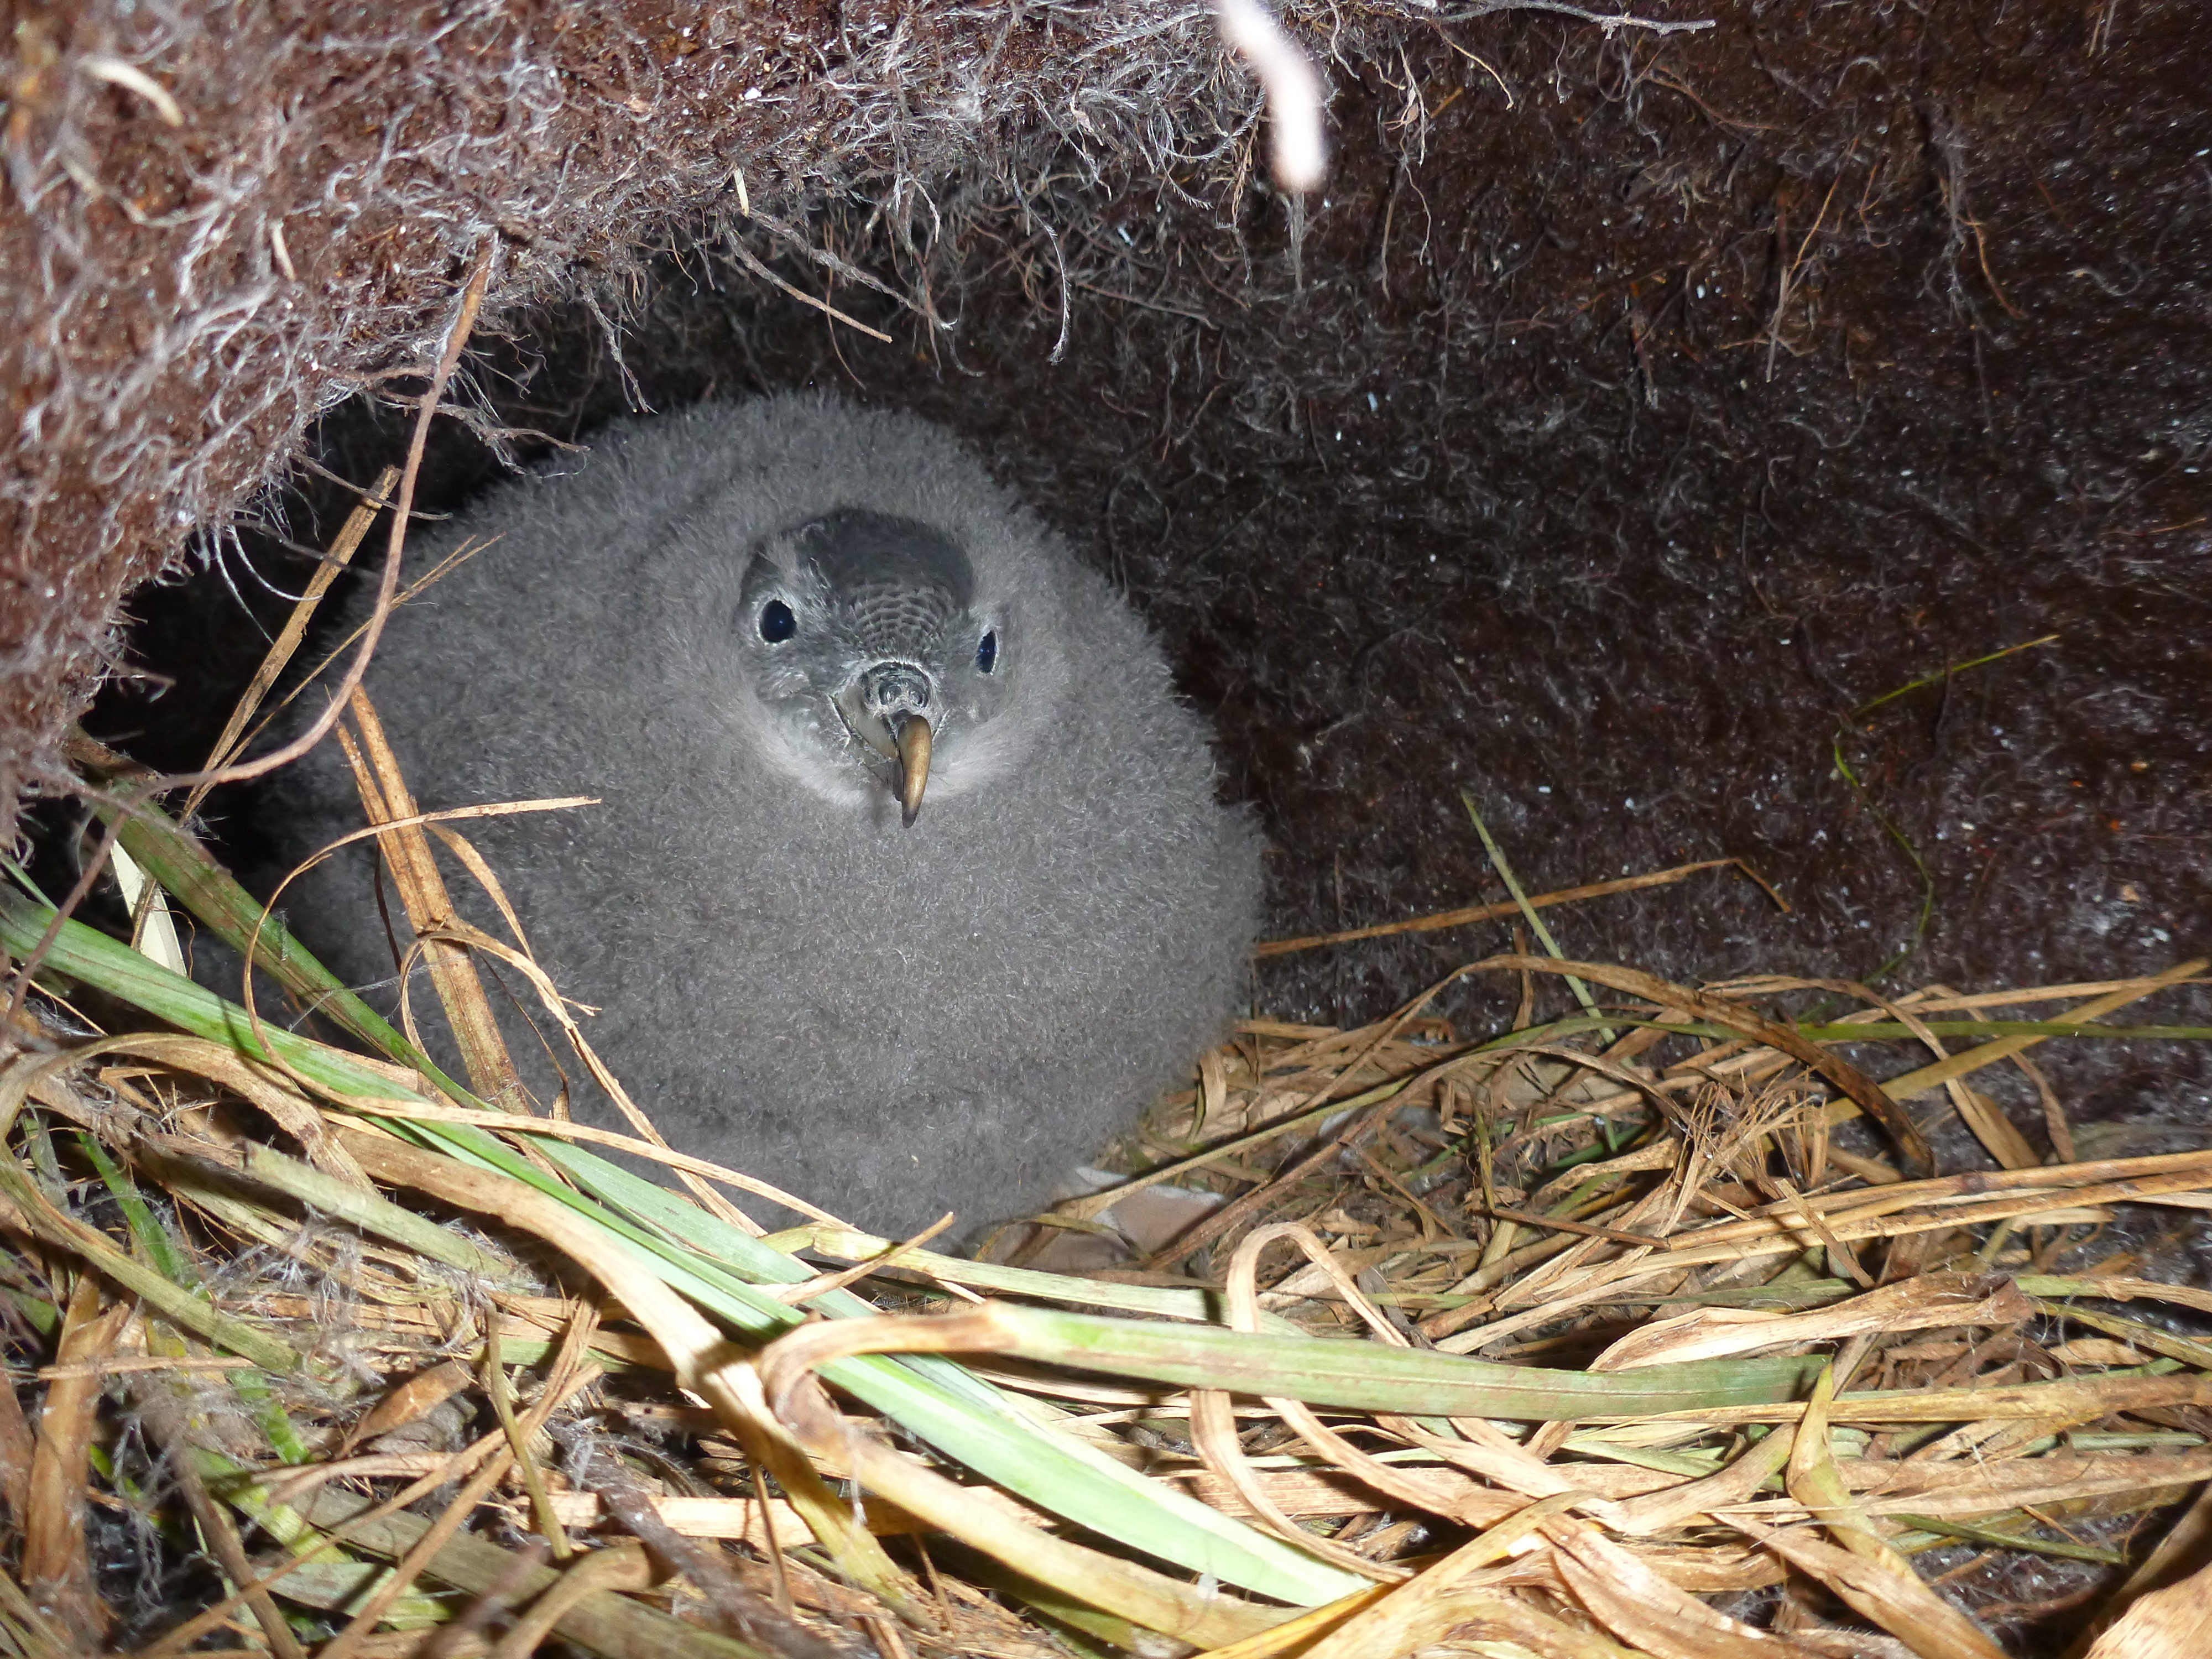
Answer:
2;890;1364;1605
99;802;431;1071
967;1303;1825;1419
78;1130;196;1286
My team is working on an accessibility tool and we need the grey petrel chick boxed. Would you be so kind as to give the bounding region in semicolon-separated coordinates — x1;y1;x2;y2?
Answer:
272;396;1261;1242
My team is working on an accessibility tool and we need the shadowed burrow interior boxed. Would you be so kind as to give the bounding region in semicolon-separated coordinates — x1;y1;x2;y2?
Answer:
98;1;2210;1194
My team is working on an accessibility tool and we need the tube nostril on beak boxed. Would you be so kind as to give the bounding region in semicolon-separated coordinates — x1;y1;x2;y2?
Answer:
833;660;941;821
865;662;932;717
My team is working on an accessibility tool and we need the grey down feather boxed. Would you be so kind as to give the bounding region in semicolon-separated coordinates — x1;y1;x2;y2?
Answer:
269;395;1261;1243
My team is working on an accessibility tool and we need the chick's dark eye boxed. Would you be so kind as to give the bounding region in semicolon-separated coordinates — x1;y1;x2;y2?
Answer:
975;629;998;675
758;599;796;643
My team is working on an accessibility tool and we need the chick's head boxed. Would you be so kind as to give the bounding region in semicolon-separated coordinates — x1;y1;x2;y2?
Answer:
731;507;1020;823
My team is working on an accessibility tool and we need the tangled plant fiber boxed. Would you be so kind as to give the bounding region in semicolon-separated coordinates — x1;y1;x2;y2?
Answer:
2;0;1467;835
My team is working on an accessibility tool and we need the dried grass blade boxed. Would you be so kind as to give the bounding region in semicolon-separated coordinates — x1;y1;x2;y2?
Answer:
1848;1452;2212;1520
383;1129;1365;1607
187;463;402;817
1597;1272;2036;1370
1655;1369;2212;1428
1188;1387;1404;1578
2080;1559;2212;1659
327;1123;916;1609
0;1066;298;1373
2066;1478;2212;1658
1788;1366;1918;1575
488;1545;659;1655
2028;1296;2212;1371
284;1486;759;1659
1311;1584;1598;1658
2017;1051;2079;1163
1552;1522;1813;1658
1860;957;2206;1106
91;1031;371;1190
1948;1082;2041;1170
337;1359;476;1457
1613;1418;1798;1537
1657;1149;2212;1253
0;1347;33;1521
339;693;525;1108
89;790;468;1090
23;1279;126;1647
1733;1516;2005;1659
1297;1492;1584;1659
1254;857;1749;957
1186;1582;1397;1659
1475;953;1935;1179
761;1363;1285;1650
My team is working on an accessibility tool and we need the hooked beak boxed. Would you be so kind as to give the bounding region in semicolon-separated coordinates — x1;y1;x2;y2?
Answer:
892;712;932;828
834;662;937;827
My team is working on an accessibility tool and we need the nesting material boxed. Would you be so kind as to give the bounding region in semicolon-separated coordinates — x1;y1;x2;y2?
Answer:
3;724;2210;1655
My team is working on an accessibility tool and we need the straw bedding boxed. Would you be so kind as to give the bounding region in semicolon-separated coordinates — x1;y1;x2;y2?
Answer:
1;711;2207;1654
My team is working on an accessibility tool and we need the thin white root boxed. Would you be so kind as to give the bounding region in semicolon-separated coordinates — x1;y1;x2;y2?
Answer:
1213;0;1326;192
